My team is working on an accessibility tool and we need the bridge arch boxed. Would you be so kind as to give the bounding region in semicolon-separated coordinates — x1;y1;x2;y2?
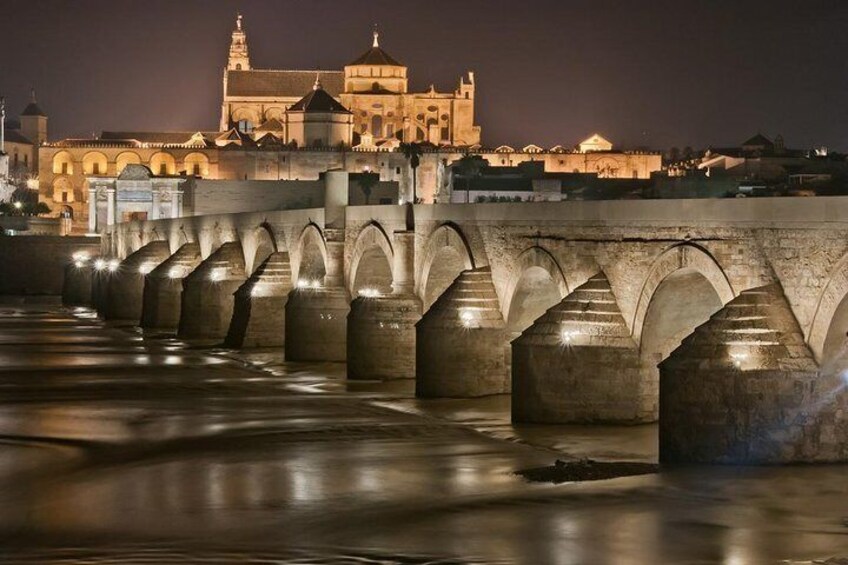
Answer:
633;243;734;346
293;222;328;286
633;244;735;407
503;245;569;333
419;222;475;309
808;251;848;368
242;222;280;274
168;225;192;254
348;222;394;297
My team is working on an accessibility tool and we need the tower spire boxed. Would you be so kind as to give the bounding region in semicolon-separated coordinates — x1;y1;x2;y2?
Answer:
227;12;250;71
372;24;379;48
30;88;36;103
313;72;322;91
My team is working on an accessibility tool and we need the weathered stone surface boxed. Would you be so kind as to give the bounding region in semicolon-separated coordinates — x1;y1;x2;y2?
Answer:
416;266;508;397
285;287;349;362
62;262;93;306
104;241;171;321
140;243;202;331
177;242;246;340
512;273;647;423
347;294;422;380
91;267;109;315
225;251;293;348
660;284;848;464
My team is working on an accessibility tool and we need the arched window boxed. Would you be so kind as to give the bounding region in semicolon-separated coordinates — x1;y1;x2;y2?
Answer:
116;152;141;174
371;115;383;138
82;152;108;176
236;63;242;70
52;151;74;175
149;152;176;176
183;152;209;177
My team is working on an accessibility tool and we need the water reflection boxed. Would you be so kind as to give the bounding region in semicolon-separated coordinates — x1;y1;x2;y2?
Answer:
0;306;845;564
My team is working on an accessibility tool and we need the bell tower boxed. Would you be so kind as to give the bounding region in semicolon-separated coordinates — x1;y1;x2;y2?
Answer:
227;13;250;71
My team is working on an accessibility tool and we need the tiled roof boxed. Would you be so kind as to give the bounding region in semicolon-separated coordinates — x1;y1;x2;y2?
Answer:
100;131;217;144
21;102;46;117
288;87;351;114
3;129;33;145
349;46;403;67
226;70;344;98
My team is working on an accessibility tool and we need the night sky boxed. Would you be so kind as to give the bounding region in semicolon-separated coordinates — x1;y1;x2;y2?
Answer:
2;0;847;151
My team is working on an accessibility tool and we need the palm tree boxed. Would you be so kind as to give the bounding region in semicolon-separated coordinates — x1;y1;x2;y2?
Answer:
358;172;379;205
399;142;423;202
454;153;485;203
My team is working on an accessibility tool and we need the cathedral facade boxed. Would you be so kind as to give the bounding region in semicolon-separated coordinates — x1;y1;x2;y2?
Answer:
219;15;480;148
36;14;662;233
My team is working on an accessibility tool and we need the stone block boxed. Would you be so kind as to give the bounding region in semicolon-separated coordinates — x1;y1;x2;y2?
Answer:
285;287;349;361
347;294;422;380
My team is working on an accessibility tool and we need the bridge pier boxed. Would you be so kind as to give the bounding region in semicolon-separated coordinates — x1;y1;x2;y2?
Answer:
660;284;848;464
62;261;94;306
225;251;293;348
286;229;348;361
104;241;171;321
347;295;422;379
177;242;246;341
512;273;650;424
284;287;349;361
416;266;508;397
347;230;420;379
140;243;201;331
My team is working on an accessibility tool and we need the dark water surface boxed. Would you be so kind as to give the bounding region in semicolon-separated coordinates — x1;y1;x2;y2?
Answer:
0;306;846;564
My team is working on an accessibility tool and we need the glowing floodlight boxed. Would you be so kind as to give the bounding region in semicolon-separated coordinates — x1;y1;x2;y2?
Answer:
560;328;579;345
94;259;106;271
168;267;181;279
72;251;90;262
138;263;153;275
210;269;224;282
459;309;476;328
358;287;380;298
108;259;120;273
730;351;748;369
12;201;22;210
74;260;84;269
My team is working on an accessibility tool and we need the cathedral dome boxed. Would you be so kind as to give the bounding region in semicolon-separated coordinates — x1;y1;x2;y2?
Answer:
288;78;351;114
348;30;403;67
21;102;46;117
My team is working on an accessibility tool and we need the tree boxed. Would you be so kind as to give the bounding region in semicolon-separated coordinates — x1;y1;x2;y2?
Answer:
453;153;486;203
399;142;423;202
358;172;379;205
667;146;681;163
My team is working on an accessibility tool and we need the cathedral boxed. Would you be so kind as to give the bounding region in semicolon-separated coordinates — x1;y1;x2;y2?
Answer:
219;15;481;148
35;14;662;233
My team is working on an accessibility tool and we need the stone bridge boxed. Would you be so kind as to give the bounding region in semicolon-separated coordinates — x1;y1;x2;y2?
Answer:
65;176;848;465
